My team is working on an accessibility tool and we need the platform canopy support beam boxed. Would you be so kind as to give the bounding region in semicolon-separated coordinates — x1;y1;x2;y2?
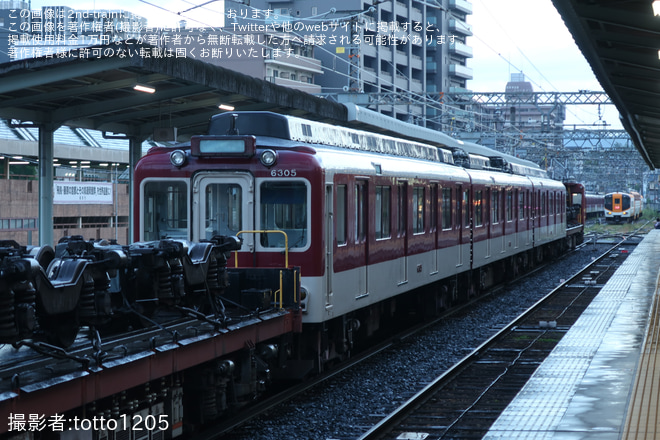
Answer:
38;122;58;247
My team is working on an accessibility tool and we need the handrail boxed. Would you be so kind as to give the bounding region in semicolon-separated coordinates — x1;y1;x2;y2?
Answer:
234;230;289;268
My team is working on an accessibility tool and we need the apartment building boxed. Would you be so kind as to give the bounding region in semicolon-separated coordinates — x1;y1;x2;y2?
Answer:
225;0;473;128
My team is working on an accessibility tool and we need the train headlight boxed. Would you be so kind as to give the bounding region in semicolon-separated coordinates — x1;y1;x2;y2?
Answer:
299;286;308;312
170;150;188;167
260;149;277;167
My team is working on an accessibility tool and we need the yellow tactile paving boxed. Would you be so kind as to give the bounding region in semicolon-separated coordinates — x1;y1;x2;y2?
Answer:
485;231;660;439
622;270;660;440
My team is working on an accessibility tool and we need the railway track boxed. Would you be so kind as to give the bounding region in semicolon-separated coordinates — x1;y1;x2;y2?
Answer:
357;236;640;440
201;240;623;439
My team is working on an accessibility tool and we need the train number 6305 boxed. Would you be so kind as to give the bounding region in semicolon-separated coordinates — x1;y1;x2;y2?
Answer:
270;169;297;177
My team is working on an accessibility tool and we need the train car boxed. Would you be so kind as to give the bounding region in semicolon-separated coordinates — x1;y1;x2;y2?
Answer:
604;191;643;222
585;192;604;218
135;111;575;373
0;111;587;439
566;187;603;222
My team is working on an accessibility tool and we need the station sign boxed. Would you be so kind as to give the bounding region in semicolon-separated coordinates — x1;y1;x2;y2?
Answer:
53;181;113;204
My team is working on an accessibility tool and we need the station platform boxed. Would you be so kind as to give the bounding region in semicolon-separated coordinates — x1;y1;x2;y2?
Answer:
484;229;660;440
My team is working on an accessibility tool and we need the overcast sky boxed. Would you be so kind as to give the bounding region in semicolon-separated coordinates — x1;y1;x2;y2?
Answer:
27;0;621;129
468;0;620;129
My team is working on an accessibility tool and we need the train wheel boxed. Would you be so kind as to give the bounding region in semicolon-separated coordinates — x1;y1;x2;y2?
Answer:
41;311;80;348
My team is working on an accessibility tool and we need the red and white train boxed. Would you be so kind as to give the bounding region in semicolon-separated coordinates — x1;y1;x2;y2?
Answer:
135;111;585;371
0;112;592;439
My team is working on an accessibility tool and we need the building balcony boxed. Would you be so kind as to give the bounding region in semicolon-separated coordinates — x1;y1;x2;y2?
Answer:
411;6;423;22
395;73;409;89
266;77;322;94
449;63;473;80
449;18;473;36
449;0;473;15
449;41;473;58
449;86;472;94
264;54;323;74
411;54;422;69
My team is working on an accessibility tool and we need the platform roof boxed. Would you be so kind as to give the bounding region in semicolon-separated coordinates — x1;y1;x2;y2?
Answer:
552;0;660;170
0;42;347;141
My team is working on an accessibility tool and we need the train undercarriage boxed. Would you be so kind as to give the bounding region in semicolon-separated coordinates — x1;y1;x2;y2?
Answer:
0;233;573;439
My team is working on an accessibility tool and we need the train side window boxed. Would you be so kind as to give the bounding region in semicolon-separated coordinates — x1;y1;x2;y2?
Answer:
491;190;500;224
441;187;452;230
413;186;425;234
336;185;347;245
542;192;547;216
259;181;308;248
375;185;391;239
551;192;556;215
474;190;483;227
506;190;513;222
142;180;188;241
518;191;525;220
355;182;366;243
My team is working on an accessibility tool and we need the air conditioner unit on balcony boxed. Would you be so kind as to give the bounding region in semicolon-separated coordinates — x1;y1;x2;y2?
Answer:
153;127;178;142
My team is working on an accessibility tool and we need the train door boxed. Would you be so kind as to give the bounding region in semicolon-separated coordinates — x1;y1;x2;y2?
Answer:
463;187;471;268
325;184;334;307
355;179;368;298
430;183;439;274
456;184;464;267
192;172;254;250
397;181;408;284
500;188;511;254
485;187;491;257
525;189;532;247
514;189;520;249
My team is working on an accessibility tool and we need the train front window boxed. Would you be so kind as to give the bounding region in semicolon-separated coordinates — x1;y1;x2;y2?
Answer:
259;181;308;248
204;184;242;239
142;180;188;241
621;195;631;210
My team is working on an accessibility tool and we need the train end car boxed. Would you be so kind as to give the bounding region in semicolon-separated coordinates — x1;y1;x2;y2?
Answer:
604;191;643;222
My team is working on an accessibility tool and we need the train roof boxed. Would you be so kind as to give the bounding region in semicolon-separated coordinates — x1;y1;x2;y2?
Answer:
344;103;547;176
207;111;548;179
208;111;454;165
